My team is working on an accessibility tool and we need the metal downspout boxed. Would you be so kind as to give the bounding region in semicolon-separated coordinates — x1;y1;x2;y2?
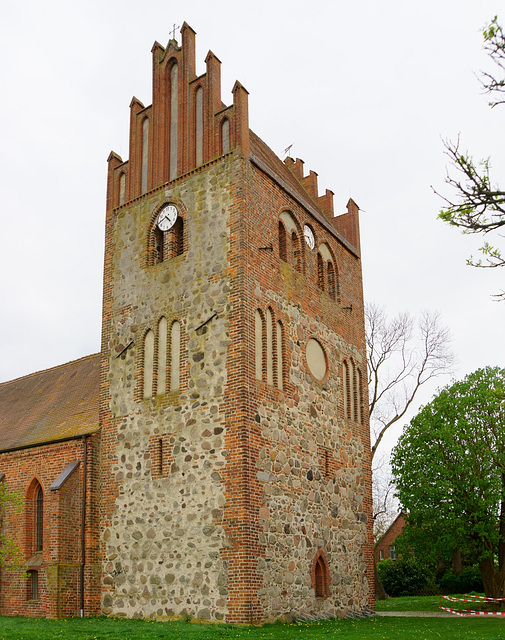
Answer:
80;435;88;617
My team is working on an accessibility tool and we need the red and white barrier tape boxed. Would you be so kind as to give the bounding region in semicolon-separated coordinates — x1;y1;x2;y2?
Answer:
442;594;505;603
440;606;505;617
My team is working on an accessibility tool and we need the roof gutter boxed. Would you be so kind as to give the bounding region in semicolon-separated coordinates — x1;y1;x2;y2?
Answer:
0;431;98;455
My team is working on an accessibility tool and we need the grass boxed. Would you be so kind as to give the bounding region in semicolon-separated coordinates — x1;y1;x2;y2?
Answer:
0;614;503;640
375;594;442;612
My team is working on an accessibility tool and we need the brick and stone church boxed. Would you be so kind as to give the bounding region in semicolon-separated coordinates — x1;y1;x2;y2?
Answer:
0;23;373;623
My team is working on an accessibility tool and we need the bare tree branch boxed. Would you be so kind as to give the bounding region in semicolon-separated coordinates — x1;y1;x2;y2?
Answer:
435;16;505;298
482;17;505;107
367;304;454;461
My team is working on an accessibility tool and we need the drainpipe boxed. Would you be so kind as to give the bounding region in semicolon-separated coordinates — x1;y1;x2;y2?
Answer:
80;435;88;617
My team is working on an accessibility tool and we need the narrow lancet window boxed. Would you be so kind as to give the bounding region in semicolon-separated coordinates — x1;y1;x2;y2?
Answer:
276;321;283;390
170;63;179;181
141;118;149;194
157;317;167;395
279;222;287;261
354;366;362;423
27;571;39;601
35;486;43;552
292;232;301;272
343;360;351;419
143;330;155;399
169;217;184;258
314;554;329;598
318;253;325;291
349;360;356;421
221;118;230;154
266;308;274;385
255;310;263;381
328;262;336;299
196;87;203;166
119;172;126;205
170;321;181;391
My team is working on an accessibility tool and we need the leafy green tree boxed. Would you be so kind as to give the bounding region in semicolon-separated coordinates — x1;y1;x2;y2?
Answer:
391;367;505;598
437;18;505;296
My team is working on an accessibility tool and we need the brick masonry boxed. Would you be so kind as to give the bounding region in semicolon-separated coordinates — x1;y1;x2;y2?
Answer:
0;21;374;623
375;513;406;563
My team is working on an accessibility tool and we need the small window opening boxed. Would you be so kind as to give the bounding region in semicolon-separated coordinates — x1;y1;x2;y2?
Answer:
279;222;287;261
314;554;329;598
27;570;39;601
317;253;325;291
328;262;336;299
292;232;301;272
154;227;164;264
221;118;230;154
35;487;43;552
170;217;184;257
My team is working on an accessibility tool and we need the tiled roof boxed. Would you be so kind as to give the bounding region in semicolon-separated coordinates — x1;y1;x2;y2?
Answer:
0;354;100;451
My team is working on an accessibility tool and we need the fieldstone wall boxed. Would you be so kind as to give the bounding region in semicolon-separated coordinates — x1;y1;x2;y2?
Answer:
254;295;369;620
101;156;236;621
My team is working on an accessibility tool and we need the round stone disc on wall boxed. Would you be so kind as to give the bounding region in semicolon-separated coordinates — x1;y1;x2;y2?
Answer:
306;338;327;381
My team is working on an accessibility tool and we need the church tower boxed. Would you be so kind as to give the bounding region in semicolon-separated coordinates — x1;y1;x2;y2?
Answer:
99;23;373;623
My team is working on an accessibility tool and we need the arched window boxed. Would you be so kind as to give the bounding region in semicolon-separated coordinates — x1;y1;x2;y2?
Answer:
278;221;287;262
149;207;185;266
343;360;351;419
157;317;167;395
170;63;179;181
355;366;362;423
266;308;274;386
317;252;325;291
141;117;149;194
35;486;43;552
276;320;284;390
255;310;263;381
221;118;230;154
119;172;126;206
143;330;155;399
27;570;39;601
291;232;301;273
313;550;330;598
279;211;301;272
170;320;181;392
26;479;44;557
195;86;203;166
327;262;336;300
154;226;164;264
168;217;184;258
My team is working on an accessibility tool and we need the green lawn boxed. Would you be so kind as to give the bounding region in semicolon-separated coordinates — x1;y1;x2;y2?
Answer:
0;614;504;640
375;594;442;612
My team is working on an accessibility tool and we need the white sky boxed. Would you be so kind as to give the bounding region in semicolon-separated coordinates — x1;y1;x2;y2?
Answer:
0;0;503;455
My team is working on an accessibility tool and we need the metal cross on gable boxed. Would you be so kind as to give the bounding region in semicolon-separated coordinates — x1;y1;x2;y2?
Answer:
170;23;180;40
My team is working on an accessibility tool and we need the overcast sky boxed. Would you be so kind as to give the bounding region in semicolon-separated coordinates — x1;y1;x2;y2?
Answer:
1;0;503;454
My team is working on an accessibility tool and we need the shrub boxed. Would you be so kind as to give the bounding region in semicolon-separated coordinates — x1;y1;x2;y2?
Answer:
377;557;436;597
439;565;483;594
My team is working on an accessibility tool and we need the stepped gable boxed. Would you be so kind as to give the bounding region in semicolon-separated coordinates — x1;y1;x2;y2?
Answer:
249;130;323;214
0;354;100;451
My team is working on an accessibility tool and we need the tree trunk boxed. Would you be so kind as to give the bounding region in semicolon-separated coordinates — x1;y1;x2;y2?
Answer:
375;563;388;600
479;556;505;598
451;548;462;576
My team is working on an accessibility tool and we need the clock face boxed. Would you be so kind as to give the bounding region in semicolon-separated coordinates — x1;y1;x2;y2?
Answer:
157;204;178;231
304;224;315;250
